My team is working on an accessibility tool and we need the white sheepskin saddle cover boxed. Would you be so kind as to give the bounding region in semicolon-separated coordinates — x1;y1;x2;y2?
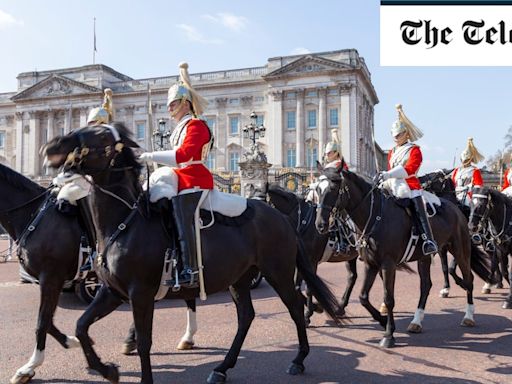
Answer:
147;167;247;217
53;173;92;204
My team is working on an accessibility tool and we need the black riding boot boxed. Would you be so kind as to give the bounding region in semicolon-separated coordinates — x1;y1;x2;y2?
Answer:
170;191;203;288
76;197;96;272
412;196;438;256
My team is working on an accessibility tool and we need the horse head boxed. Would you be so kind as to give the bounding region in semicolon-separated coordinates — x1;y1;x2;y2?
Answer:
314;162;348;234
420;169;454;194
44;123;140;179
468;186;490;234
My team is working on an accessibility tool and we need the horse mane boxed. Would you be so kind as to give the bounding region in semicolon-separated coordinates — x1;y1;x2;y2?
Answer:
268;183;300;214
109;122;143;174
488;187;512;209
0;163;45;193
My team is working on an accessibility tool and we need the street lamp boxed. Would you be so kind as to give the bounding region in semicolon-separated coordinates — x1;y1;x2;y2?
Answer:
153;118;171;150
243;111;266;151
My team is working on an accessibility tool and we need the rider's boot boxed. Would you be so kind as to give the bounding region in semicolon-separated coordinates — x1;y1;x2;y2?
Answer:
412;196;438;256
168;191;202;288
77;197;96;271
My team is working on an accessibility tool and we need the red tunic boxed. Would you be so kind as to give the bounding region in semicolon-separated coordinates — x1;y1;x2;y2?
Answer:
502;169;511;190
451;167;483;188
387;144;422;190
173;119;214;191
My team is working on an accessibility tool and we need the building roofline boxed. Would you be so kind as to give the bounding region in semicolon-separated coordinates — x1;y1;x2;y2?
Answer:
17;64;133;81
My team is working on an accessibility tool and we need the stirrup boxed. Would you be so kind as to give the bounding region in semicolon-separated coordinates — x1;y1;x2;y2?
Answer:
422;240;438;256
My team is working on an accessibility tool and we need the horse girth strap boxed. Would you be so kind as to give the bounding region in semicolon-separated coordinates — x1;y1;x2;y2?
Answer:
96;206;139;269
17;194;54;254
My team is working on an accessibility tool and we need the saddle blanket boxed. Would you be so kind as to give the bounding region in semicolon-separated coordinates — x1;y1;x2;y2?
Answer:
148;166;247;217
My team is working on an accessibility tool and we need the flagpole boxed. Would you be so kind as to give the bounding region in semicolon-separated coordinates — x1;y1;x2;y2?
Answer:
93;17;96;64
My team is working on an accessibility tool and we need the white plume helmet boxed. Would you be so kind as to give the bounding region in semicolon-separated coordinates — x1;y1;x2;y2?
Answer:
391;104;423;142
167;62;208;116
325;128;341;154
460;137;484;164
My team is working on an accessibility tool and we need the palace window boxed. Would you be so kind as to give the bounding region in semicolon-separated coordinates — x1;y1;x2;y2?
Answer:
286;111;296;129
307;110;317;128
329;108;339;126
286;148;296;167
0;132;5;148
229;151;240;171
229;116;239;136
136;123;145;140
306;147;318;168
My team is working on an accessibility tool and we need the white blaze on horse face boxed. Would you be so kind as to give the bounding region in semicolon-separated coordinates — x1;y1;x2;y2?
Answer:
317;177;330;197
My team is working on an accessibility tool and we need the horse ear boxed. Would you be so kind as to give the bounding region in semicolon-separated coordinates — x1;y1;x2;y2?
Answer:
316;160;323;172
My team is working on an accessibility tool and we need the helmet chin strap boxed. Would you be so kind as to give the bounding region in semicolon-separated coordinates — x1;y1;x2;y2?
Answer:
170;98;188;118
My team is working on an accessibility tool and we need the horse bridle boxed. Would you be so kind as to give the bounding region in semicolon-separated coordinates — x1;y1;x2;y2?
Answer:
63;125;125;172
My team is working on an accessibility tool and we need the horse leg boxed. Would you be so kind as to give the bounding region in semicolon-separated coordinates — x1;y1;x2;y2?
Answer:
439;248;451;298
177;299;197;350
122;323;137;355
76;285;122;384
264;273;309;376
359;264;386;327
338;258;357;317
48;323;80;349
10;278;66;384
207;277;255;384
408;258;432;334
379;265;397;348
453;245;475;327
304;264;323;326
130;293;156;384
503;253;512;309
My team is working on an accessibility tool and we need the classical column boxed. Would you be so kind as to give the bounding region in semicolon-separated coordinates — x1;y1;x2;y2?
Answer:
80;106;88;127
339;84;353;168
215;98;228;171
15;112;23;172
64;107;72;134
318;87;327;158
28;111;41;177
46;109;55;143
295;89;305;167
269;90;283;167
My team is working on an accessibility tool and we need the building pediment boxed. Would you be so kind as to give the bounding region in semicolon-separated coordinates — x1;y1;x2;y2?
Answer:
11;74;101;101
264;55;353;79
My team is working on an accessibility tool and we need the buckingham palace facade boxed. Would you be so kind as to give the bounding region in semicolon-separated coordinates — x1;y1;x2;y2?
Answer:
0;49;380;181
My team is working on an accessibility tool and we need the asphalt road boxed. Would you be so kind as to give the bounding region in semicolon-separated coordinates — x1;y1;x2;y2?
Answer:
1;252;512;384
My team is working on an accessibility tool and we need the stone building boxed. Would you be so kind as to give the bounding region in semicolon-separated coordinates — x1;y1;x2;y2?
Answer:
0;49;380;182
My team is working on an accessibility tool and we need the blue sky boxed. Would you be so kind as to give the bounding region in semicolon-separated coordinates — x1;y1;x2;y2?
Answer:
0;0;509;172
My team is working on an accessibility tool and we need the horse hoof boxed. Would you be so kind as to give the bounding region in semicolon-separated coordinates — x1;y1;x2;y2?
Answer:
313;303;324;314
439;288;449;298
121;341;137;355
481;288;491;294
105;362;120;384
379;303;388;316
461;318;475;327
379;337;395;348
494;282;504;289
304;317;311;328
286;362;305;375
335;307;346;318
177;340;194;350
207;371;227;384
10;371;35;384
66;335;81;348
407;323;423;333
502;301;512;309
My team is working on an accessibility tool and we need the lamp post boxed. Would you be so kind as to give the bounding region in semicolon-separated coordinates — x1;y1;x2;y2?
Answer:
153;118;171;151
242;111;266;153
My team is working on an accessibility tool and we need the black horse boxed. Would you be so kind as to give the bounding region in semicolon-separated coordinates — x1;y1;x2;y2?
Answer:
469;186;512;309
44;123;343;384
0;163;84;384
314;164;493;347
265;184;358;324
420;170;506;296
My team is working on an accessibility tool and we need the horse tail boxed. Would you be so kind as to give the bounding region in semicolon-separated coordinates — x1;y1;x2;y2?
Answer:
295;239;345;324
470;242;497;284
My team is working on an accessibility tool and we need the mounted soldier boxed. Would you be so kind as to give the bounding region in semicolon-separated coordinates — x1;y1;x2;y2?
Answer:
451;137;484;211
378;103;438;256
501;156;512;197
323;128;348;170
139;62;213;288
